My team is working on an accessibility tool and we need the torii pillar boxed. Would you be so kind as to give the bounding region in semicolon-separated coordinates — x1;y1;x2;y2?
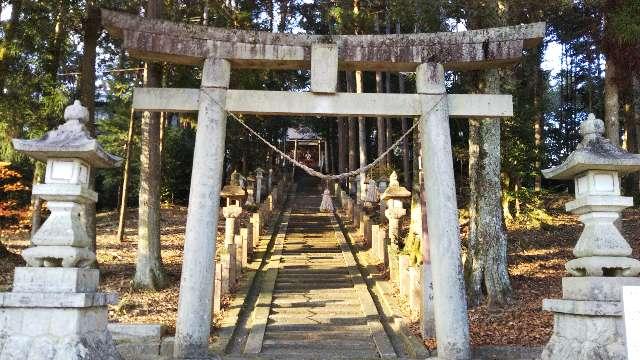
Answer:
417;63;470;358
174;58;230;358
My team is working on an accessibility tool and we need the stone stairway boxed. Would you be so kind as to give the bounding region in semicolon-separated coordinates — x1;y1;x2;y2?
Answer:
236;184;397;360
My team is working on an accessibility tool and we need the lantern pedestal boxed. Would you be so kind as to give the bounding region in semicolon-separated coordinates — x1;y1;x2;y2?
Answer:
542;277;640;359
0;268;120;358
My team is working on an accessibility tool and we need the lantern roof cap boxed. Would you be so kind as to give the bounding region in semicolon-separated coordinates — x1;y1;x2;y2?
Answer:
11;101;122;168
220;184;245;198
543;114;640;180
381;171;411;200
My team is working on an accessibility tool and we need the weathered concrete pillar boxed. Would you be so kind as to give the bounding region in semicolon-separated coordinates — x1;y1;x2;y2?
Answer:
250;213;261;249
417;62;470;359
255;168;264;204
409;266;422;319
222;205;242;247
268;168;273;193
377;177;388;223
361;215;372;248
174;58;231;358
220;253;231;296
212;262;222;315
399;254;410;298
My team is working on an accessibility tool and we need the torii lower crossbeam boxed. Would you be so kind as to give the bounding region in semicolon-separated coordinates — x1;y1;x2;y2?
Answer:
132;88;513;118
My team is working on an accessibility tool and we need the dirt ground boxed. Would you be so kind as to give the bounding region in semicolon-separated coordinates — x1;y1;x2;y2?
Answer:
1;203;639;346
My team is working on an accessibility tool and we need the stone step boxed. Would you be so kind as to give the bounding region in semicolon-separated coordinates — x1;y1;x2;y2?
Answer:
271;300;362;308
277;269;349;275
267;316;368;326
272;289;357;296
275;277;352;283
269;310;365;319
264;329;372;341
280;254;342;259
271;298;359;306
261;338;377;350
265;323;372;332
274;284;354;292
269;306;362;315
259;346;380;359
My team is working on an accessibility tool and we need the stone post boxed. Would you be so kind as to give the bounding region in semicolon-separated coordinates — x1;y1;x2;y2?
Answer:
255;168;264;204
250;213;261;250
268;168;273;194
4;100;123;359
223;205;242;248
245;176;256;206
175;58;231;358
417;62;470;359
220;253;231;296
212;262;222;315
355;174;362;205
377;177;388;223
399;254;410;298
541;114;640;359
409;266;422;319
234;234;243;280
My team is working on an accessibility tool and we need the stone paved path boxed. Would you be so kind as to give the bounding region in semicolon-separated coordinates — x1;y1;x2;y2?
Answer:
236;180;396;359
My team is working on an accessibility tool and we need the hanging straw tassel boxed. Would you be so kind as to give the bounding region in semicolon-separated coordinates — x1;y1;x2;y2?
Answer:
319;188;334;212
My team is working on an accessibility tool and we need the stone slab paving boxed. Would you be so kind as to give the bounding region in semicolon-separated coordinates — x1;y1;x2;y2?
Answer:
238;182;397;360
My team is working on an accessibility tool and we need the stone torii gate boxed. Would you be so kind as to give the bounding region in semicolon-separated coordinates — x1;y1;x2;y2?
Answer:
102;10;544;359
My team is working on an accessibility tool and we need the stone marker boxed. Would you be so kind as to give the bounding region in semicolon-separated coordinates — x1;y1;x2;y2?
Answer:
361;215;372;248
541;114;640;360
221;253;231;296
377;176;388;223
409;266;422;319
398;255;410;298
2;100;122;358
213;262;223;315
251;213;261;247
255;167;264;204
240;227;251;260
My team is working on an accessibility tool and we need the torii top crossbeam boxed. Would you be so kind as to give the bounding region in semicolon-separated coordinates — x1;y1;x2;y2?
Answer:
102;9;544;72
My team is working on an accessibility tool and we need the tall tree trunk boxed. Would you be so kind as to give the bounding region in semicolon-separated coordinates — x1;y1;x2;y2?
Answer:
464;69;512;308
0;0;22;92
533;47;543;192
337;118;346;173
356;70;366;197
134;0;167;290
79;4;100;258
399;73;411;188
347;72;357;172
384;17;392;163
117;109;136;242
604;57;620;146
374;15;386;166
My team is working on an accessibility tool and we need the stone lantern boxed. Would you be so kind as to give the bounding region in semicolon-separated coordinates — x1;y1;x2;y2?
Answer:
1;100;122;358
541;114;640;359
381;171;411;245
220;175;245;247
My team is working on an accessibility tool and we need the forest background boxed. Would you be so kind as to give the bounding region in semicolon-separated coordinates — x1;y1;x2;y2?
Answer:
1;0;640;308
